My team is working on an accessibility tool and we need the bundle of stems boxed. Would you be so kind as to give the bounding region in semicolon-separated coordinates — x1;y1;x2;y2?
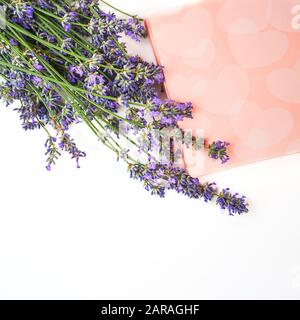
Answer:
0;0;249;215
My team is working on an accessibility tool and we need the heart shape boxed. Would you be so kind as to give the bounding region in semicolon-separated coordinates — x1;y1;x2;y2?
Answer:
228;30;288;68
166;73;207;103
181;38;215;69
195;64;249;115
154;5;213;67
230;101;294;148
267;60;300;104
216;0;272;34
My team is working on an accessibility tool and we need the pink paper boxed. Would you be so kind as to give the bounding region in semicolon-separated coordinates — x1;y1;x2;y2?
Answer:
146;0;300;176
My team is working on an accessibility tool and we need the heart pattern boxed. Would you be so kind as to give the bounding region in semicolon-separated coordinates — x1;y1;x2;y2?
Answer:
147;0;300;175
197;64;249;115
228;31;288;68
181;39;215;69
216;0;300;34
166;74;207;103
216;0;272;34
230;101;294;147
267;60;300;104
155;6;213;56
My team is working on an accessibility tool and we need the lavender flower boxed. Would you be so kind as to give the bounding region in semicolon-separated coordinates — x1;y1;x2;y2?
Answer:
61;12;78;32
149;99;193;129
11;3;35;29
129;162;249;215
201;182;217;202
9;39;18;46
124;17;146;41
216;188;249;215
86;73;105;88
45;137;61;171
68;65;85;83
62;38;75;50
58;134;86;168
208;140;230;164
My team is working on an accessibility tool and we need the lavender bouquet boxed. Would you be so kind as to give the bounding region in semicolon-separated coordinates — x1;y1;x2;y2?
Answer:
0;0;248;215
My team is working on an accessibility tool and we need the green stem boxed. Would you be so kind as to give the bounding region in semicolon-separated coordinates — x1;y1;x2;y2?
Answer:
33;6;62;20
0;2;150;163
99;0;137;19
36;12;95;53
36;15;111;81
5;28;101;135
6;21;87;62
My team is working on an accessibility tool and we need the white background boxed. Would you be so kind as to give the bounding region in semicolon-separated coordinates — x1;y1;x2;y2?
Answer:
0;0;300;300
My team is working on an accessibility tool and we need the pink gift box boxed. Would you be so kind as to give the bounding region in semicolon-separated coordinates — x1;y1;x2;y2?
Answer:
146;0;300;176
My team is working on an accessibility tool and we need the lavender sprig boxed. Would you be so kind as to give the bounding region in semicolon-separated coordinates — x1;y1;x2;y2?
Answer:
208;140;230;164
129;162;248;215
45;136;61;171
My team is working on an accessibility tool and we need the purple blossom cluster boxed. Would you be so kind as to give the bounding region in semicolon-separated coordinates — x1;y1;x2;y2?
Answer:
10;3;35;29
208;140;230;164
149;98;193;128
61;12;79;33
0;0;164;168
129;162;248;215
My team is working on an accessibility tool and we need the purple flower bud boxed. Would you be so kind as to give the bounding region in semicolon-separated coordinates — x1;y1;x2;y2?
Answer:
208;140;230;164
33;63;45;72
216;188;249;215
9;38;18;46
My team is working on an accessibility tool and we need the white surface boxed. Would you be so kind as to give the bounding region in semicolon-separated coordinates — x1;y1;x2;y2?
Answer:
0;0;300;300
